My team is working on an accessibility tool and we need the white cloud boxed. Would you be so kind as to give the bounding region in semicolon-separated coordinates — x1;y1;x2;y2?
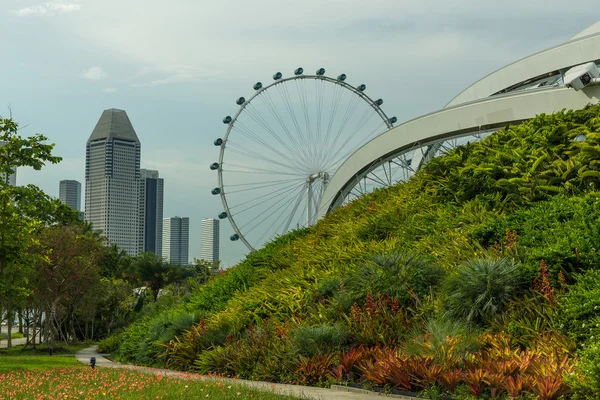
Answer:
101;87;117;93
16;1;81;16
81;66;107;81
133;65;219;87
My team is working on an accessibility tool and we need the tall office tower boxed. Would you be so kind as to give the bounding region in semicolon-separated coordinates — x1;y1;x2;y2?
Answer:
59;180;81;211
200;218;220;262
0;141;17;186
85;109;141;255
139;169;164;256
162;216;189;266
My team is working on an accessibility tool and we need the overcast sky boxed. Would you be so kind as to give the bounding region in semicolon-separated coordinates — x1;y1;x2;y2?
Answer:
1;0;598;266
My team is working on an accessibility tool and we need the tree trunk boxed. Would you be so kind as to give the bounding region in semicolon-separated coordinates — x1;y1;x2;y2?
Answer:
7;307;12;348
18;309;23;334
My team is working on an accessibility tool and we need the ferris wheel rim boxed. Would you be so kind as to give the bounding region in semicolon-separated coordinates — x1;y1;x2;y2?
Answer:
216;72;395;251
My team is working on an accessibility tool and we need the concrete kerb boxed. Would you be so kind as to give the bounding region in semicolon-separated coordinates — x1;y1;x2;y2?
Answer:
75;346;425;400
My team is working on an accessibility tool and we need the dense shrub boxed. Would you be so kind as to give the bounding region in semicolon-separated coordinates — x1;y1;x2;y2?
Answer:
344;248;442;307
557;268;600;344
292;324;349;357
443;257;525;325
98;333;122;354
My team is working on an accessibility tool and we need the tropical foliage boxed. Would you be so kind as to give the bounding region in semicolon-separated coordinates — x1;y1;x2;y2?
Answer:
71;105;600;398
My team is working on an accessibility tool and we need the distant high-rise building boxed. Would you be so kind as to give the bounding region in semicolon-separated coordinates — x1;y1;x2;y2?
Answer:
162;216;189;266
200;218;219;262
59;180;81;211
0;141;17;186
139;169;164;256
85;109;141;255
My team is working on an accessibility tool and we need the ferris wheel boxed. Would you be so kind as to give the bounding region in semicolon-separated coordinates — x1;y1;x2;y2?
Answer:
211;67;396;252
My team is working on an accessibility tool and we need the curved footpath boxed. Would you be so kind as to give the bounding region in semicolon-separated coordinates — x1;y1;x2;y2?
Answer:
76;346;421;400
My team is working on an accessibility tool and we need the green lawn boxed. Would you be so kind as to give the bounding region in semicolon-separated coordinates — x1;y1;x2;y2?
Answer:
0;366;301;399
0;332;24;339
0;343;88;372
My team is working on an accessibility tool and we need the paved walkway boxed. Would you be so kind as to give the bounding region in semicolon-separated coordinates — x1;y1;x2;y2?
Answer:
76;346;420;400
0;337;29;349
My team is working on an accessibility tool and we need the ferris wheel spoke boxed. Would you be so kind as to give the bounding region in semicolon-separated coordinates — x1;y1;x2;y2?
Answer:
327;91;362;155
229;180;305;211
239;106;309;169
238;185;303;232
225;177;300;188
278;83;312;155
274;184;309;235
225;178;302;194
259;90;312;166
295;79;317;165
282;185;308;234
326;116;383;171
244;183;305;238
226;142;303;172
225;162;306;176
232;122;307;171
255;185;308;246
242;105;307;168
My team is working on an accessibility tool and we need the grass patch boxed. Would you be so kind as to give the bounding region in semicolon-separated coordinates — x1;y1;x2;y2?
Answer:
0;332;24;339
0;343;91;356
0;355;79;372
0;343;93;372
0;367;302;399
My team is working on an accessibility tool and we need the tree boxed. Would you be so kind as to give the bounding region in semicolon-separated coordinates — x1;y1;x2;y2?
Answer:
0;116;78;348
134;252;179;301
34;224;103;346
192;258;220;284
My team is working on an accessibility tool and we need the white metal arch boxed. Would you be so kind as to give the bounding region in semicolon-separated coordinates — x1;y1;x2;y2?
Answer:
317;84;600;218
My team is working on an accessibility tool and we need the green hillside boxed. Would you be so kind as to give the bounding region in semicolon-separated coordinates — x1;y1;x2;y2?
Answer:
107;104;600;399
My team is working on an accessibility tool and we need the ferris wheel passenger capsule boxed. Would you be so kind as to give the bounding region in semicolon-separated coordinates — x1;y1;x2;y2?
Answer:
236;97;245;105
389;117;398;124
214;138;223;146
253;82;263;90
375;99;384;106
316;68;325;75
357;84;366;91
211;188;221;195
223;116;232;124
294;67;304;75
210;162;219;170
273;72;282;80
230;233;240;241
218;212;228;219
337;74;347;81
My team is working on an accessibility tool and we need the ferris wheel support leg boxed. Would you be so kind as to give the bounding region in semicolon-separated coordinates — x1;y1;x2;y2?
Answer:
307;179;313;226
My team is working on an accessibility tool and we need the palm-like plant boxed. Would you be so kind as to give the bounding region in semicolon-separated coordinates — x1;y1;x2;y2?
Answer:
347;248;442;307
444;257;523;325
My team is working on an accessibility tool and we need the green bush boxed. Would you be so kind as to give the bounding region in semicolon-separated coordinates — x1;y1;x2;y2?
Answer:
344;248;442;307
292;324;349;357
557;268;600;344
98;334;122;354
471;194;600;279
443;257;524;325
571;341;600;399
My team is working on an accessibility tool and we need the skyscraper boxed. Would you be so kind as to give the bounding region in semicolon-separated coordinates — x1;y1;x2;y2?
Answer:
85;109;141;255
162;216;189;266
200;218;219;262
59;180;81;211
139;169;164;256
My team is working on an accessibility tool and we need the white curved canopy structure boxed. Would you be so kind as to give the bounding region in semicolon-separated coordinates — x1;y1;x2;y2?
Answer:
318;22;600;219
